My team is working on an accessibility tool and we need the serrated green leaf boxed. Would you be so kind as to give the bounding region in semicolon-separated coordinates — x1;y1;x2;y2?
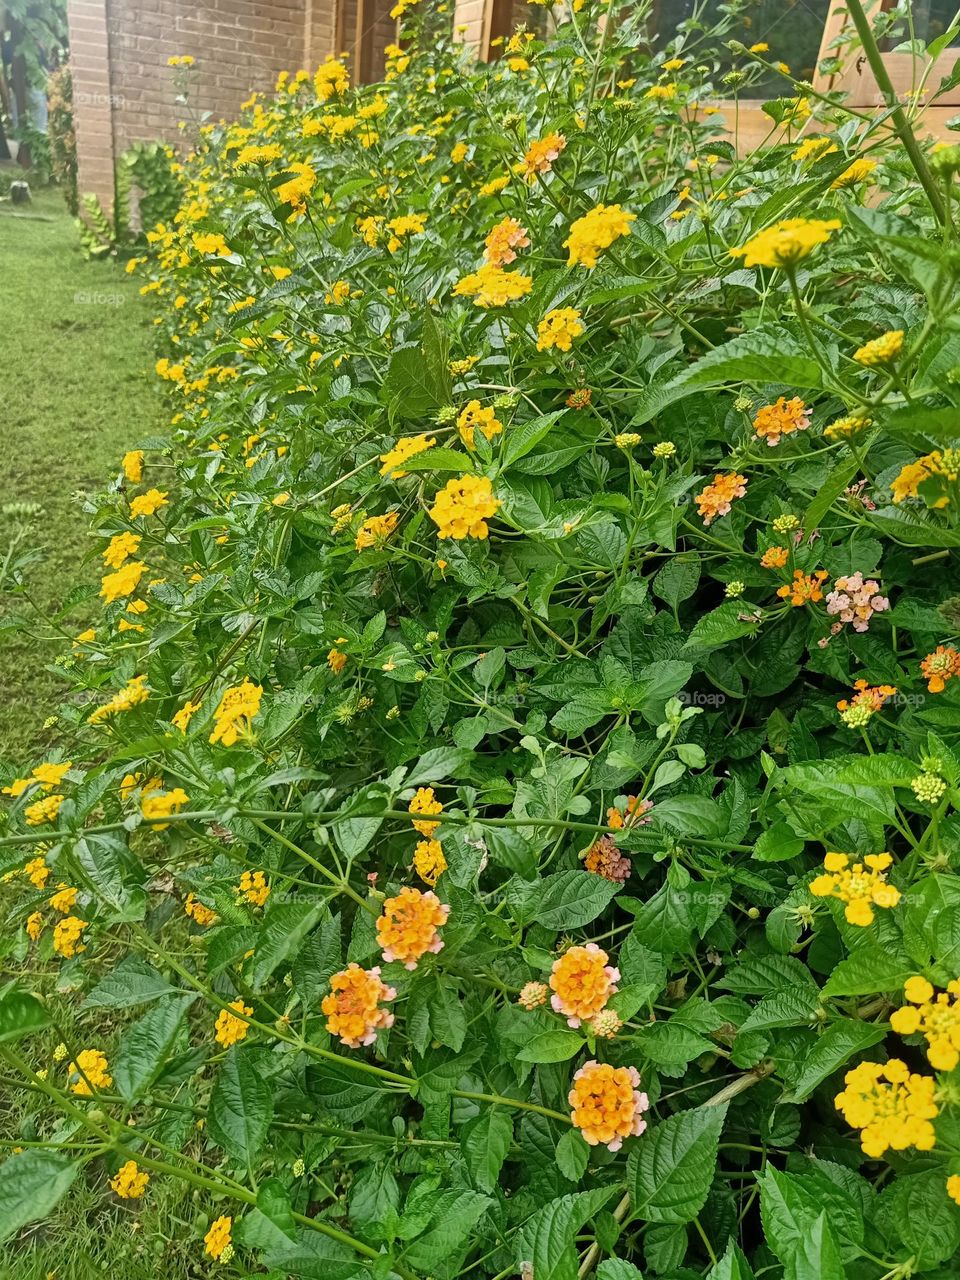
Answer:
628;1104;727;1224
0;1152;77;1242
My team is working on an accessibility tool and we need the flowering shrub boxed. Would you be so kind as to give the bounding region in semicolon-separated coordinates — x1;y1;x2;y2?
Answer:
7;2;960;1276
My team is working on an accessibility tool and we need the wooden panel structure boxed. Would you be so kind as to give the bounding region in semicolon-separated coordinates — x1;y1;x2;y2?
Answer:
455;0;960;144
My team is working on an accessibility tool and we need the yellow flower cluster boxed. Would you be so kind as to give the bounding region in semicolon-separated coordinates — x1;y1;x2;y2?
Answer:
376;886;449;969
453;263;533;308
214;999;252;1047
536;307;584;353
568;1061;649;1151
88;674;149;724
457;401;502;449
355;511;399;551
209;678;263;746
130;488;168;518
890;976;960;1070
100;560;146;603
185;892;217;926
549;943;620;1028
204;1214;233;1261
523;132;566;179
24;793;65;826
854;329;903;365
409;786;443;835
54;915;87;957
730;217;841;268
4;761;71;798
103;531;142;569
238;869;271;907
413;838;447;886
835;1059;938;1157
142;786;190;829
564;204;635;268
277;161;317;218
314;58;349;102
380;433;436;478
428;474;500;540
321;963;397;1047
110;1160;150;1199
69;1048;112;1096
809;851;900;925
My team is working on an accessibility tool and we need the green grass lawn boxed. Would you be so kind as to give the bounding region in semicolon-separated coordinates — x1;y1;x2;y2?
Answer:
0;186;197;1279
0;185;165;765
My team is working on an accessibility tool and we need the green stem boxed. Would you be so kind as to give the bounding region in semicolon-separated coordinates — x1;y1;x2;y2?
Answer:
844;0;946;224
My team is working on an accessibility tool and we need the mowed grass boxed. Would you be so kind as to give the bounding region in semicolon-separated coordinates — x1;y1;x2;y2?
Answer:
0;184;165;763
0;185;196;1279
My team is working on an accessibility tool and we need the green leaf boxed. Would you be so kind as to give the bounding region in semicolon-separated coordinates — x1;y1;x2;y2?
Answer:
74;832;146;920
502;411;566;467
881;1168;960;1266
400;1188;493;1271
531;871;619;930
681;602;759;654
0;987;50;1044
758;1166;849;1276
251;901;324;990
803;456;859;536
752;822;804;862
707;1242;755;1280
305;1060;394;1123
823;948;914;997
0;1151;78;1242
782;1021;887;1102
555;1127;590;1183
627;1104;727;1224
516;1030;584;1063
462;1108;513;1193
208;1046;274;1162
652;555;700;610
112;994;195;1100
630;328;823;427
597;1261;644;1280
84;956;177;1009
518;1188;616;1280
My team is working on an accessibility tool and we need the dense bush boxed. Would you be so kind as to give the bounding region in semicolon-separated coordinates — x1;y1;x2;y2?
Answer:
6;2;960;1276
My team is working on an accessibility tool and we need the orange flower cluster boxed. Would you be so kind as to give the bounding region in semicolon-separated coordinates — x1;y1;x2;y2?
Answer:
550;943;620;1028
523;132;566;180
185;892;217;926
836;679;897;728
321;963;396;1047
695;472;747;526
484;216;530;266
921;645;960;693
568;1061;649;1150
777;569;828;606
752;396;810;447
376;886;449;970
606;795;652;830
760;546;789;568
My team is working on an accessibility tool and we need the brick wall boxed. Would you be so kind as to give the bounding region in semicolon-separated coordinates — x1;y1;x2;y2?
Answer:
67;0;345;214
